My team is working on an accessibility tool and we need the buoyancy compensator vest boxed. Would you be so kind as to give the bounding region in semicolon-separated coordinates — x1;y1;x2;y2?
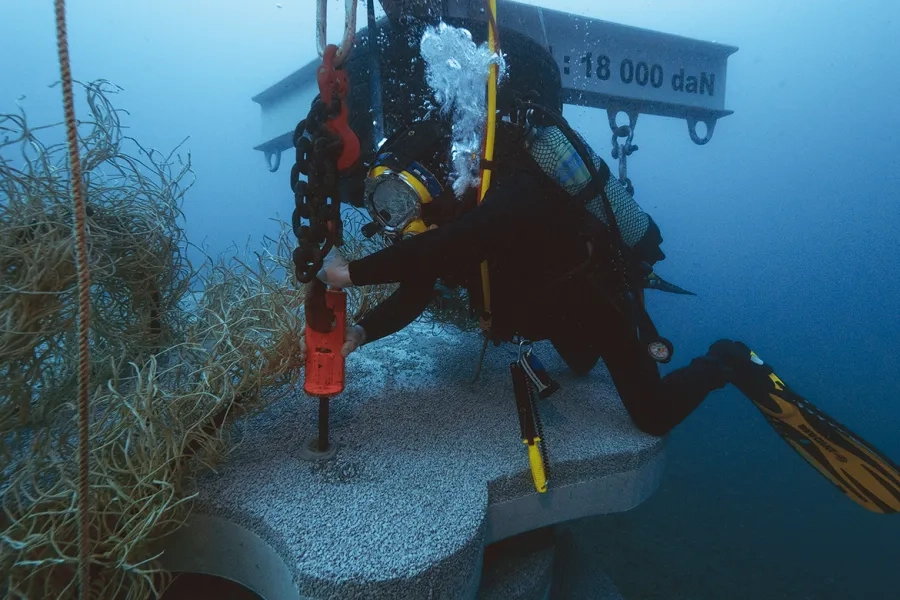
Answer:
506;99;675;363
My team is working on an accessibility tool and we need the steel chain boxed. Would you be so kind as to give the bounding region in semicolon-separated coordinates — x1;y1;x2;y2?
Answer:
610;124;638;196
290;97;344;284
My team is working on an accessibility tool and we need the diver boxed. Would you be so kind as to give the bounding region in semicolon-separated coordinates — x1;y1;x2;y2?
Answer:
294;93;900;514
297;107;759;437
291;7;900;512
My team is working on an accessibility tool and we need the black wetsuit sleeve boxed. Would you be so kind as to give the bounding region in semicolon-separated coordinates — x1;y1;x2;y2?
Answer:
348;173;539;287
355;279;437;344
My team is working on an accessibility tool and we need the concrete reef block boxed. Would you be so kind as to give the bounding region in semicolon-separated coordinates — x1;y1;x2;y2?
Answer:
160;321;665;599
477;542;554;600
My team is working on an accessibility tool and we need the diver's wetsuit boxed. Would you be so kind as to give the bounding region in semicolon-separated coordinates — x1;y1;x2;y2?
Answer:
347;147;727;437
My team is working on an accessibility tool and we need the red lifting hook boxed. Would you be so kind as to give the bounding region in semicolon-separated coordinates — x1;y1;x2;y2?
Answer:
317;44;360;172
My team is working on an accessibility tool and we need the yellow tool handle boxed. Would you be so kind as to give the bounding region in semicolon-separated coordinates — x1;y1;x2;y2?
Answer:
525;438;548;493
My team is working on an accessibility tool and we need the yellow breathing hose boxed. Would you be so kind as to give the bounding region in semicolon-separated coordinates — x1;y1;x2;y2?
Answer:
476;2;549;494
477;0;499;331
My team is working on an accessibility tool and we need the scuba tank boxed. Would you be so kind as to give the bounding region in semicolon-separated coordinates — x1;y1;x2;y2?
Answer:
510;98;675;363
524;124;655;251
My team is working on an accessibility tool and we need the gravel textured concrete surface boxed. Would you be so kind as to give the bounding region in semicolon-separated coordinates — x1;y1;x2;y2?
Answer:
168;321;665;599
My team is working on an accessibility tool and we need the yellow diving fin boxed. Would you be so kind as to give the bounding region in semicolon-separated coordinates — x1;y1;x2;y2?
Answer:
737;350;900;514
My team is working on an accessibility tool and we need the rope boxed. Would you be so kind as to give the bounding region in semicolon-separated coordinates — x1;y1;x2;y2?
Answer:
317;0;358;67
53;1;93;597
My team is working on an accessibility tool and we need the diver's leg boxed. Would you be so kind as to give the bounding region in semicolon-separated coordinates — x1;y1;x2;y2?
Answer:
595;315;728;436
550;337;601;376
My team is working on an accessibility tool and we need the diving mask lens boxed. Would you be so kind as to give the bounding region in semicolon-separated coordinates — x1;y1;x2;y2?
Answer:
369;175;421;232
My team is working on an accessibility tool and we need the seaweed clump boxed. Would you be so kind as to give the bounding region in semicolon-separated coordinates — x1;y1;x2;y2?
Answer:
0;79;361;599
0;77;475;599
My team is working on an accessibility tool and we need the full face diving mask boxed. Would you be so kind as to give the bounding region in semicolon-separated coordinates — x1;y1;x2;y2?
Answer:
362;120;452;242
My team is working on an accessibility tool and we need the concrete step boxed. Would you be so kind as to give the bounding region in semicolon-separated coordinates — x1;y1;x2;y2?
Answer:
158;321;665;599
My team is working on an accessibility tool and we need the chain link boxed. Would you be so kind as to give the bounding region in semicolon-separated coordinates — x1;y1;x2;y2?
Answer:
610;124;638;196
290;96;345;283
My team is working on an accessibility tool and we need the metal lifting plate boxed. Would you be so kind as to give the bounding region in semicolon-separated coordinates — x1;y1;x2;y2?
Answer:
251;0;737;170
443;0;737;145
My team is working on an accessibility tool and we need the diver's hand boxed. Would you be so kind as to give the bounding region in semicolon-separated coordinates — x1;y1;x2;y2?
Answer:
341;324;366;357
298;324;367;363
316;251;353;288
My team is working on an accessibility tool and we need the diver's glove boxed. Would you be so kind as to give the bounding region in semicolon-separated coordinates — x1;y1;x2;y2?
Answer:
299;323;366;361
337;324;366;358
316;250;354;288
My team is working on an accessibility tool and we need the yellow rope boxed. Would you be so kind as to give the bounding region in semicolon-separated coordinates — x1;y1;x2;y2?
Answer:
53;0;93;596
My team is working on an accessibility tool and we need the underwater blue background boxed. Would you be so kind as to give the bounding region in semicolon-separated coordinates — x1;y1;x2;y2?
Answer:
2;1;898;598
